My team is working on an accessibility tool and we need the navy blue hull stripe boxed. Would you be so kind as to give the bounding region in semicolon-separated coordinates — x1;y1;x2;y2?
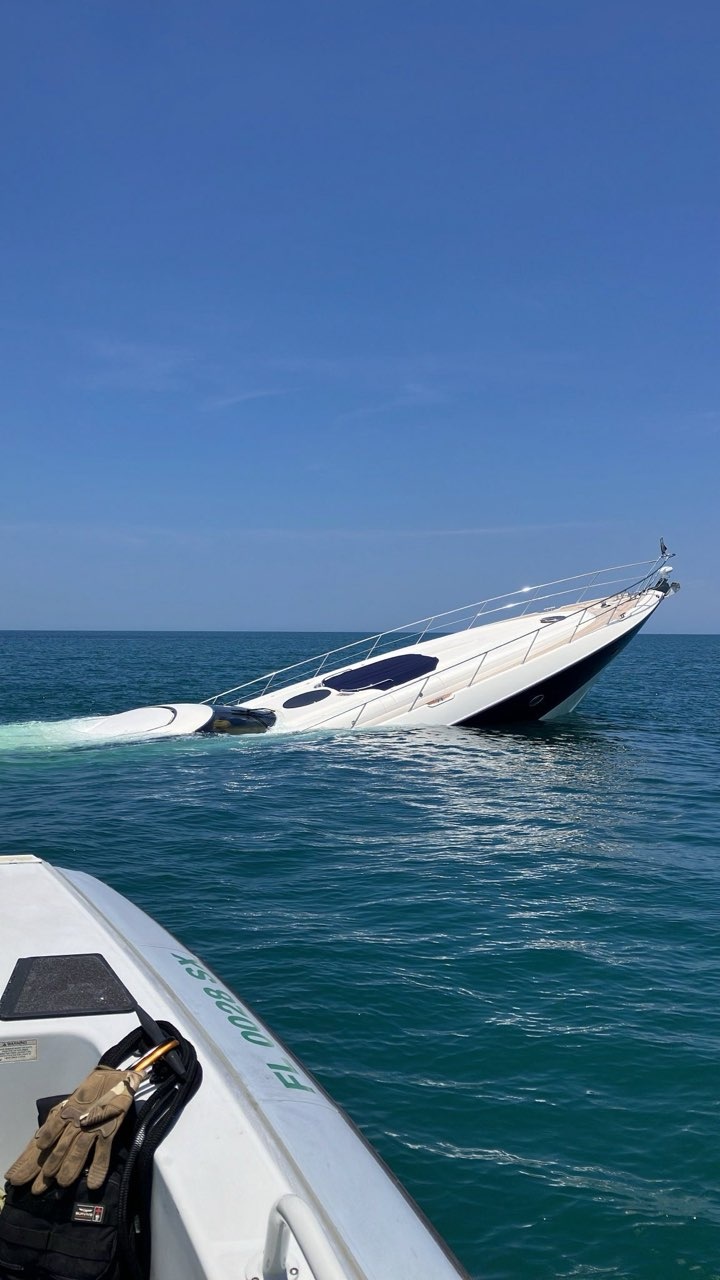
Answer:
453;616;648;728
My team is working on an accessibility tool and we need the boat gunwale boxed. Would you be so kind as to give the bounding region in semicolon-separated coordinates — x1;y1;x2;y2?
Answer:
206;556;668;710
0;859;471;1278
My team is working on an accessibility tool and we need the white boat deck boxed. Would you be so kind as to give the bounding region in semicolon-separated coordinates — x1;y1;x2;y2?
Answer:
0;857;467;1280
243;583;664;734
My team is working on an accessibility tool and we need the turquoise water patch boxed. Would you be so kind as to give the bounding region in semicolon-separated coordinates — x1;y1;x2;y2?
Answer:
1;631;718;1279
0;717;113;752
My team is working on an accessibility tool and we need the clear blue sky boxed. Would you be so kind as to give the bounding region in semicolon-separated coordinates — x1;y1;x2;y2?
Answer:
1;1;717;631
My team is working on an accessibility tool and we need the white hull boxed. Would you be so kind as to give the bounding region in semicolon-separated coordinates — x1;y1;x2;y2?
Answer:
78;553;678;742
0;856;467;1279
80;703;215;739
242;587;664;734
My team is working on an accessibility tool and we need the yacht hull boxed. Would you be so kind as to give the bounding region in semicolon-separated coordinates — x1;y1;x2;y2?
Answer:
77;554;678;740
80;703;214;740
454;615;645;727
237;587;665;734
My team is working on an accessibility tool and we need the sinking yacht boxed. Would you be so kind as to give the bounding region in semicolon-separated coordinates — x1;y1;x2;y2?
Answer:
0;855;468;1280
82;548;679;741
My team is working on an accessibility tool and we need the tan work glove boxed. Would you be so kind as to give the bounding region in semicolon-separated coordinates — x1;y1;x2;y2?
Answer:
5;1064;142;1194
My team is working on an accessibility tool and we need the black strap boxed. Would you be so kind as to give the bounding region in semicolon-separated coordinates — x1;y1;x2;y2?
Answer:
99;1006;185;1078
115;1019;202;1280
99;1013;202;1280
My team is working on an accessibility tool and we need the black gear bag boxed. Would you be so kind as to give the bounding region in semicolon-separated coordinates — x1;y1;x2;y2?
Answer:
0;1016;201;1280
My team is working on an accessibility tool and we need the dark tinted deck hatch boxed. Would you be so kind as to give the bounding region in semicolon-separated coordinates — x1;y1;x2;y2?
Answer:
323;653;439;693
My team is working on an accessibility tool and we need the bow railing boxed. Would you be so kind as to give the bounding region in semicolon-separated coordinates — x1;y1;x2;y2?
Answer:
206;556;667;708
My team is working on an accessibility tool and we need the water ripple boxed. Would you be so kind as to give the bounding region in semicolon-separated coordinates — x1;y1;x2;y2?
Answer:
1;633;719;1279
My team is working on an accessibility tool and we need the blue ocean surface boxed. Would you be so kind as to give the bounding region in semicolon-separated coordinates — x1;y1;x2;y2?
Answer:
0;631;718;1279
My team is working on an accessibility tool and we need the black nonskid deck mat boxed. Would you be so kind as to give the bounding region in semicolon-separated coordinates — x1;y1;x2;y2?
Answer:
0;953;136;1020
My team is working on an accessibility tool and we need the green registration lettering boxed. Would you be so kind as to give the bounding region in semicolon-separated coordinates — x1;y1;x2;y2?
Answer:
267;1061;314;1092
172;955;209;981
174;957;276;1052
228;1013;256;1029
242;1029;273;1047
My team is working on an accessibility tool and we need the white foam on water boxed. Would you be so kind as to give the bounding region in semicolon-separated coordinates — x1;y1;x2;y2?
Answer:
0;718;116;752
0;703;214;751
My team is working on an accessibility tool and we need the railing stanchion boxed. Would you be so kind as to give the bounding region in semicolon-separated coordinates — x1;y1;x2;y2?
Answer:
568;607;589;643
523;627;541;663
408;676;431;713
202;557;660;709
470;651;488;685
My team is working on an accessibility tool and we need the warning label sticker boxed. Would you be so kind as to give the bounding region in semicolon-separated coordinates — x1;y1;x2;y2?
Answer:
0;1039;38;1064
73;1204;105;1224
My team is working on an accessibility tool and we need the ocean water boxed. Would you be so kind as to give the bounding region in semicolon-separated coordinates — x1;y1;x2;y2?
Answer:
0;630;718;1279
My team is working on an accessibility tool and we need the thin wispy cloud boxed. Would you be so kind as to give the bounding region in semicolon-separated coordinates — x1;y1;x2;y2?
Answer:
243;520;614;542
335;383;449;424
254;355;352;377
1;518;612;545
72;337;583;404
76;338;197;393
201;388;290;412
246;347;586;405
0;520;213;550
